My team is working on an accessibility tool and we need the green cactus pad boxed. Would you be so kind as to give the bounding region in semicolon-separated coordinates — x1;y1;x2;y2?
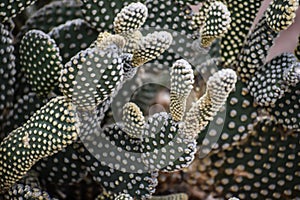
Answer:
49;19;98;64
0;23;16;125
107;70;143;124
200;1;231;47
87;162;158;199
3;183;52;200
19;30;63;97
113;2;148;34
0;0;37;23
197;80;257;155
185;68;237;139
131;31;173;67
220;0;263;67
81;0;132;32
190;1;211;30
33;110;98;186
80;123;143;168
144;0;192;34
17;0;83;40
203;120;300;199
122;102;145;139
34;142;87;185
59;44;124;111
0;96;79;193
141;0;197;72
2;92;46;136
266;0;299;32
236;16;278;82
170;59;194;122
248;53;299;106
267;84;300;131
142;113;197;172
122;30;143;55
78;124;158;199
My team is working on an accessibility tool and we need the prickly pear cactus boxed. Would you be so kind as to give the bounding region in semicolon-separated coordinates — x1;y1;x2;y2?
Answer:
156;0;300;199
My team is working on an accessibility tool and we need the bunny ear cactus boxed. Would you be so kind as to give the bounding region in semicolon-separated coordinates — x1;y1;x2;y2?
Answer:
0;23;16;135
170;59;194;122
141;112;197;172
202;119;300;199
1;2;207;198
33;142;87;185
236;0;298;82
130;31;173;67
194;0;299;151
113;2;148;35
48;19;98;64
132;0;198;72
192;1;231;47
18;0;83;40
19;29;63;97
266;75;300;131
122;102;145;138
59;34;125;111
0;0;38;23
78;124;158;199
219;0;263;67
185;68;237;139
76;57;236;198
266;0;299;32
81;0;134;32
167;0;300;198
0;96;79;193
248;53;300;107
197;80;258;155
2;0;299;199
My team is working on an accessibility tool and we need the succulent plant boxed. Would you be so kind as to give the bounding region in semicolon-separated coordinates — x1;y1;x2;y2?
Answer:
0;0;237;199
156;0;300;199
0;0;299;199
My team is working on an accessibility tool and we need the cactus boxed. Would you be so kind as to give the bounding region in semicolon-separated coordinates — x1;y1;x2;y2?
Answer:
0;22;16;139
0;0;299;199
156;0;300;199
0;96;79;192
0;1;237;199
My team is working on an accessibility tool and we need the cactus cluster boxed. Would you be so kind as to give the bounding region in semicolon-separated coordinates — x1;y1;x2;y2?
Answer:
0;0;299;200
0;0;237;199
158;0;300;199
